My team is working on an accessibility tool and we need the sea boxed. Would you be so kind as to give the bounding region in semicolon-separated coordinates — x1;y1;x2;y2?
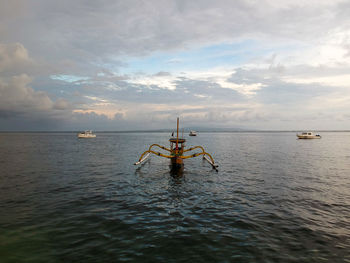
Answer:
0;132;349;262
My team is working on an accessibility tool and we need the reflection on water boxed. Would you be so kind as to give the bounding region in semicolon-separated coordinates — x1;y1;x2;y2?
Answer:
0;132;350;262
169;164;184;178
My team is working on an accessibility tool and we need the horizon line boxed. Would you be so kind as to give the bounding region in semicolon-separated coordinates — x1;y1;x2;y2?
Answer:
1;129;350;133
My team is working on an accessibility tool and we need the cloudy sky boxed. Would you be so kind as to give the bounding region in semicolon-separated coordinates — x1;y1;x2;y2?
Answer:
1;0;350;131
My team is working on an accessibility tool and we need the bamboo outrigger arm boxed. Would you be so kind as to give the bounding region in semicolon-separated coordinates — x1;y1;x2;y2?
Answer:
180;151;218;168
134;144;171;165
183;146;218;168
183;145;205;153
148;144;171;152
134;150;173;165
134;144;218;169
181;151;213;161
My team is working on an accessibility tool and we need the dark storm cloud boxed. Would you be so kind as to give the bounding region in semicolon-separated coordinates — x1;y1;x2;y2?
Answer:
2;0;348;61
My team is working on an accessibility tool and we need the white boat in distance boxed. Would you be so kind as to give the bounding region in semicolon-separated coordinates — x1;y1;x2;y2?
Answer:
189;130;197;136
78;130;96;138
297;132;321;139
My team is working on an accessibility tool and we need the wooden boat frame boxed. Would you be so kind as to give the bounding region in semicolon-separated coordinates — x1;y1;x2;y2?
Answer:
134;118;218;170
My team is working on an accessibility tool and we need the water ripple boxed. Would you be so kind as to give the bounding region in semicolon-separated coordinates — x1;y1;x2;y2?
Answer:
0;132;350;262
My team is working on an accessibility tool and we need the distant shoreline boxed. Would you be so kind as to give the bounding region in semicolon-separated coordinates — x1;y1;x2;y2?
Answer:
1;130;350;133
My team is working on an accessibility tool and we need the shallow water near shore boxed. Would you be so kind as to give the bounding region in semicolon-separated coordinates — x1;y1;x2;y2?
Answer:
1;132;350;262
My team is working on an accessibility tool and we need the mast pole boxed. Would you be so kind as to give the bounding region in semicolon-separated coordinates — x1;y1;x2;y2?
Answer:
176;117;179;151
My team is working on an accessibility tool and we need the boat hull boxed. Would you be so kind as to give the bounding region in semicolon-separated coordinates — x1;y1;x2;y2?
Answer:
78;134;96;138
171;156;183;166
170;157;184;175
297;135;321;139
171;156;183;167
189;131;197;136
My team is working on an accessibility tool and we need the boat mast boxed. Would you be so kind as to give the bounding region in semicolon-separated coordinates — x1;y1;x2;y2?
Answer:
176;117;179;151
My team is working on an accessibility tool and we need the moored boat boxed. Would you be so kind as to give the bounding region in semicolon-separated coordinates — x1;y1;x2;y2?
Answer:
189;130;197;136
297;132;321;139
78;130;96;138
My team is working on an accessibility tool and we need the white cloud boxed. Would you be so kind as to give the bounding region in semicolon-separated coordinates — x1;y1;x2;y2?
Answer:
127;74;178;90
216;79;265;96
0;74;53;112
0;43;70;120
0;42;34;75
181;69;265;96
284;74;350;88
193;94;211;99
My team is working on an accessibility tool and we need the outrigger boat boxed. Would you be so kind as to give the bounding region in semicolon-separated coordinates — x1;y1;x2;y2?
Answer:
134;118;218;171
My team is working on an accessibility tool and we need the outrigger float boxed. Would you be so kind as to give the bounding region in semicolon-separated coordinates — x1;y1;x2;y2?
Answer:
134;118;218;171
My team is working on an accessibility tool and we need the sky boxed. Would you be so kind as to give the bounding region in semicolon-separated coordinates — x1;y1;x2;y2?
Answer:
1;0;350;131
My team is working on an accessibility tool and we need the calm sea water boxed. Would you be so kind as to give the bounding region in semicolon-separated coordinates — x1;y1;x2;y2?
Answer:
0;132;350;262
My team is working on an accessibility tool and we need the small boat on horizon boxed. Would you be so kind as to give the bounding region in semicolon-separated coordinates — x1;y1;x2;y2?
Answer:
78;130;96;138
189;130;197;136
297;132;321;139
